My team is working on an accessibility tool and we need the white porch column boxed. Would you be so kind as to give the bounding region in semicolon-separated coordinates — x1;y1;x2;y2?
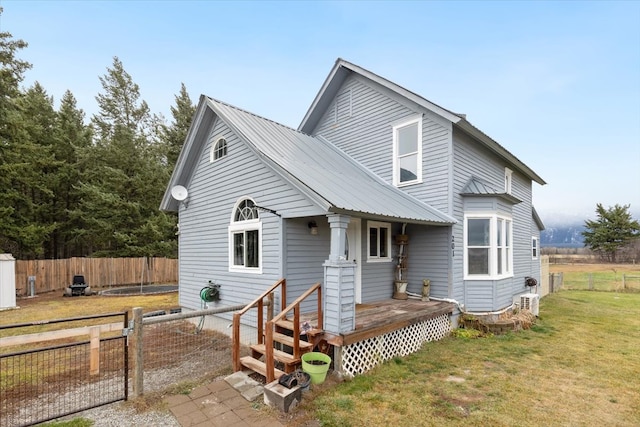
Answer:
323;214;356;334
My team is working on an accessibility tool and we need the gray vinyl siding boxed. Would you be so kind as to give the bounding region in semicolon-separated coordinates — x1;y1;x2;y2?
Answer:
178;117;320;312
311;74;452;213
404;224;451;298
452;127;537;311
357;219;397;303
283;216;330;312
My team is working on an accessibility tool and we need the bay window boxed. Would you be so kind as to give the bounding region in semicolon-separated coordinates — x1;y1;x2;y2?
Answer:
464;214;513;279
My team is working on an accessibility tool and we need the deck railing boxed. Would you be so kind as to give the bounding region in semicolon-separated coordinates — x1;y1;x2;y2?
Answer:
231;279;323;383
264;282;322;382
231;279;286;373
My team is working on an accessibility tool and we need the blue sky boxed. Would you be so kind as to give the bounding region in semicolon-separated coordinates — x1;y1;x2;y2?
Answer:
2;0;639;224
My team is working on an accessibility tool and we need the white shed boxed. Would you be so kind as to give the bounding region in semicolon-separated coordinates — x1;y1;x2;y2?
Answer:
0;253;16;309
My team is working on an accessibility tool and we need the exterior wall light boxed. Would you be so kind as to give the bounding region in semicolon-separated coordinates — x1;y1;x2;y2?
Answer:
308;221;318;235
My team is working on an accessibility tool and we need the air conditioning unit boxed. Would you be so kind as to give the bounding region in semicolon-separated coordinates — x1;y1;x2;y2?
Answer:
520;293;540;316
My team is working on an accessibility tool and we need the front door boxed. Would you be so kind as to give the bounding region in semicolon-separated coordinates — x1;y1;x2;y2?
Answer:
346;218;362;303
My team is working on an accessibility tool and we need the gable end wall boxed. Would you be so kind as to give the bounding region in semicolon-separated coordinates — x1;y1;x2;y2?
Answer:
178;116;320;311
311;74;452;214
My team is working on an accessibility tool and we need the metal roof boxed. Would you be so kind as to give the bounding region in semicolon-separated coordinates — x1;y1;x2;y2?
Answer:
299;58;546;186
204;97;455;225
460;177;522;205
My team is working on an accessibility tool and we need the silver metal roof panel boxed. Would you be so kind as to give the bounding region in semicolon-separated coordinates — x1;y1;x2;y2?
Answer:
207;97;455;225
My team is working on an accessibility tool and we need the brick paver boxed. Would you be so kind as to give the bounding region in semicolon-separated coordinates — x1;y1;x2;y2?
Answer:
165;377;284;427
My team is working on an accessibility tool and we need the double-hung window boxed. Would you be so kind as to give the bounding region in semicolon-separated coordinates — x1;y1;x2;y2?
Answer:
532;237;538;260
464;214;513;279
228;198;261;273
393;116;422;186
367;221;392;262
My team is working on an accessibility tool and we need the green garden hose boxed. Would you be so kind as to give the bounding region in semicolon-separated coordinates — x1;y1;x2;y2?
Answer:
200;282;220;302
196;281;220;333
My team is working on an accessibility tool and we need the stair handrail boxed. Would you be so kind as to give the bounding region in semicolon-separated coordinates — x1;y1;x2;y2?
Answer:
264;282;322;382
232;278;286;372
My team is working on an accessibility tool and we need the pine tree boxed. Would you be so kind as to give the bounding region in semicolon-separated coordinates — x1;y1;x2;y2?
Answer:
14;82;60;258
163;83;195;168
0;13;36;257
77;57;176;257
53;90;92;257
582;204;640;262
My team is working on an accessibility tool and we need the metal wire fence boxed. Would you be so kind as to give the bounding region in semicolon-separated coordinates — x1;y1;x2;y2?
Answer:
136;305;258;395
0;313;128;427
558;272;640;292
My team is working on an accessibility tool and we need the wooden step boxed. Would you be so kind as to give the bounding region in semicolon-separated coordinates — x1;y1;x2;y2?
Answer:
239;356;285;380
250;344;302;367
271;332;314;351
276;319;323;337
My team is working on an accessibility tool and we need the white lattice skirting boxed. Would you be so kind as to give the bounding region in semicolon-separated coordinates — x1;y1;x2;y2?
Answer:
339;313;451;378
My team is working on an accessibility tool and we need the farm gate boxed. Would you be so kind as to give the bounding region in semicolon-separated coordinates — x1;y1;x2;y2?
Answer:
0;312;129;427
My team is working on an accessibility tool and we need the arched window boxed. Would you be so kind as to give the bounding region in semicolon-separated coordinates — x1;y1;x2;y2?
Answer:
228;198;261;272
210;137;227;162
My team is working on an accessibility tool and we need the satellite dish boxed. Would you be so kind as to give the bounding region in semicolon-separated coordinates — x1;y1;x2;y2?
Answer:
171;185;189;202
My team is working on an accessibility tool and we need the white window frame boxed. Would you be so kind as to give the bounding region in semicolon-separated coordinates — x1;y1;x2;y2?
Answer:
504;167;513;194
463;213;513;280
392;116;422;187
210;137;227;163
228;198;262;273
532;236;539;260
367;221;392;263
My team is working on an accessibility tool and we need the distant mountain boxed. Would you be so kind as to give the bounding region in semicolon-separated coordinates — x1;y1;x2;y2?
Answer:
541;224;585;248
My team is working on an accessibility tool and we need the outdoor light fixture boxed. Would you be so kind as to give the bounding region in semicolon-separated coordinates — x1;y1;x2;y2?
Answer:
308;221;318;235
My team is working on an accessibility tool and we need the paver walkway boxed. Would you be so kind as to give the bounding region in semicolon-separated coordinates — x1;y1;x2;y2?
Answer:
165;374;284;427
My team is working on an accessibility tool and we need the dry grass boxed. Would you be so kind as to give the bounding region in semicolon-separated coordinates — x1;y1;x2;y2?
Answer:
289;290;640;427
549;263;640;274
550;263;640;292
1;290;179;329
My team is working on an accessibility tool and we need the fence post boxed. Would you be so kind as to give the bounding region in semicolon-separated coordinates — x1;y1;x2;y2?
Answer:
89;326;100;376
623;274;626;290
589;273;593;290
131;307;144;397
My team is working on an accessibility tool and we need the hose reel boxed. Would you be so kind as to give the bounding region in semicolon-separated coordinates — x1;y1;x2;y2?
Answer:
200;280;221;303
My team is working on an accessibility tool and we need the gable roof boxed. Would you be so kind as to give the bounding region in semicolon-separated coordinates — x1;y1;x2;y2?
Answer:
161;96;456;226
532;206;545;231
299;58;546;186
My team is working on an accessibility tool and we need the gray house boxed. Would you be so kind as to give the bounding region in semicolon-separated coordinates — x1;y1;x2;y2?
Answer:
161;59;546;379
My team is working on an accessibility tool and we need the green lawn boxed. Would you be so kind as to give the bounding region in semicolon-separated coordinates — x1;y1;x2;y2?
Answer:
298;291;640;427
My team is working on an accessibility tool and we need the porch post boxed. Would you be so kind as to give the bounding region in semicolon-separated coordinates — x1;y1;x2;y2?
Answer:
323;214;356;334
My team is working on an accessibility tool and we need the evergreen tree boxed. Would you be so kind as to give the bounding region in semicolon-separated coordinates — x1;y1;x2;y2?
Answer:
53;90;92;257
162;83;195;168
14;82;60;258
0;13;37;257
78;57;176;257
582;204;640;262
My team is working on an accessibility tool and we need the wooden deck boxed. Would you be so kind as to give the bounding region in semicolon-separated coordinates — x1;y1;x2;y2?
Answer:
302;299;455;347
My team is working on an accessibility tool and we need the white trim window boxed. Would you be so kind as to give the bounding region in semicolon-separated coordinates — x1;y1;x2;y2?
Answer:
228;198;262;273
504;167;513;194
464;214;513;279
367;221;392;262
532;236;539;260
393;116;422;186
210;137;227;162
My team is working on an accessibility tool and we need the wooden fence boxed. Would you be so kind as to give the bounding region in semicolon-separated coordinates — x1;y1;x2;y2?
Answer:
15;257;177;295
